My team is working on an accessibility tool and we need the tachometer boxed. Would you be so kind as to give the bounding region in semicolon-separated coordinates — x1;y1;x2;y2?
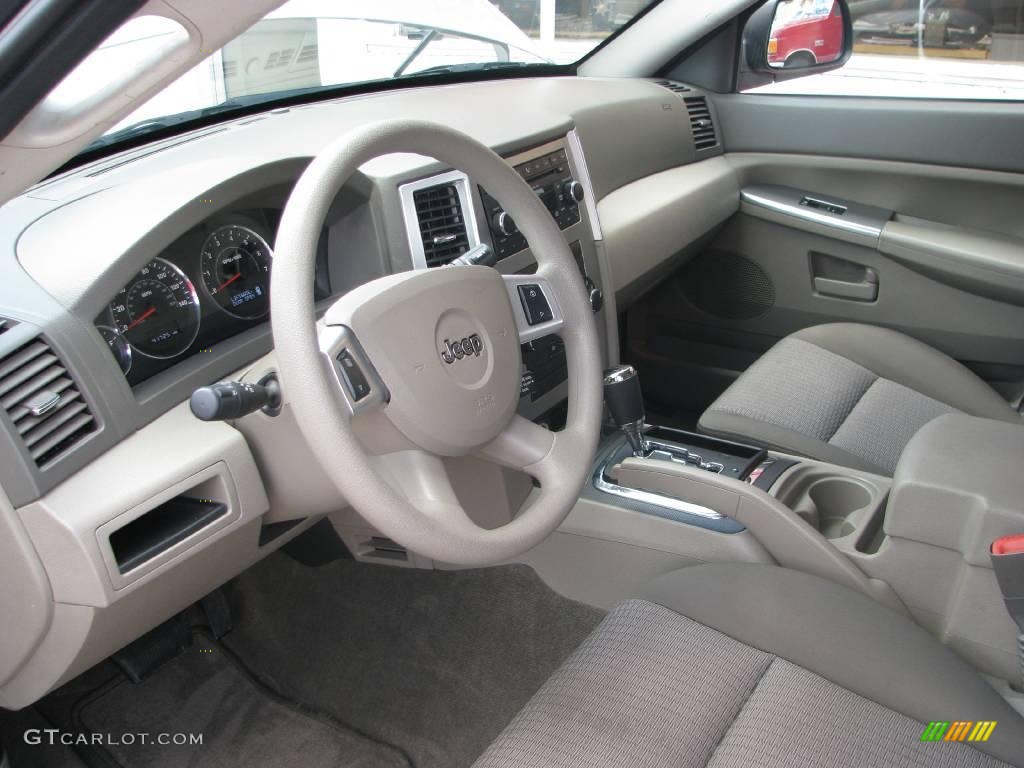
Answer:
199;224;273;319
109;258;201;359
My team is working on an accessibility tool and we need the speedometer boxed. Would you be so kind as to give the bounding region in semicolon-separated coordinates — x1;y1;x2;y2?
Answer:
199;225;272;319
109;258;201;359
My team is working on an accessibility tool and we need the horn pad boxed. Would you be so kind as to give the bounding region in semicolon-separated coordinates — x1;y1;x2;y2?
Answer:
338;266;522;455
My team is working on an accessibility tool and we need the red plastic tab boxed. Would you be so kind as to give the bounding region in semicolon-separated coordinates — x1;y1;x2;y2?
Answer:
992;534;1024;555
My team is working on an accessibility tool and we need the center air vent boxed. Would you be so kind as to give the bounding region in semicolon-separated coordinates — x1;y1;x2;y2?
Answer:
413;183;471;267
684;97;719;151
0;337;97;468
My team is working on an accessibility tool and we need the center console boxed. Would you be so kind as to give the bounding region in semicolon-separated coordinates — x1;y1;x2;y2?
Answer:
586;366;1024;689
480;136;606;427
478;145;583;259
587;364;903;611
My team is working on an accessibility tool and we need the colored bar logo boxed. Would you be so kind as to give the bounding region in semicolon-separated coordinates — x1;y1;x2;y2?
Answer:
921;721;997;742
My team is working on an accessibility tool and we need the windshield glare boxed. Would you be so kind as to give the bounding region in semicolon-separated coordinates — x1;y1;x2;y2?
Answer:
95;0;658;148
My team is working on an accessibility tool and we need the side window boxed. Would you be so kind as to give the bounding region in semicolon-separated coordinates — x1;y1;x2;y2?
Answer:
743;0;1024;100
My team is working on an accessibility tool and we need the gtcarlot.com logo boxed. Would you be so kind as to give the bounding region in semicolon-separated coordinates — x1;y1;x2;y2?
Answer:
24;729;203;747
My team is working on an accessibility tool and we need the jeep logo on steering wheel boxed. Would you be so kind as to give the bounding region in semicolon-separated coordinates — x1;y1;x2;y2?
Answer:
440;334;484;364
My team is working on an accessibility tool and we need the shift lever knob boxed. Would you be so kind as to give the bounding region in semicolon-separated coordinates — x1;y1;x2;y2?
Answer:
603;365;647;457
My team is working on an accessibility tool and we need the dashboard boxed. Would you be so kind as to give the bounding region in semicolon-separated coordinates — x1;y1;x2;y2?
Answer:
0;75;736;710
93;209;330;386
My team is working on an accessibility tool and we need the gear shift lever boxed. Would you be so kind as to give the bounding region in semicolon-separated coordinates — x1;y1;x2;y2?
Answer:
603;364;648;457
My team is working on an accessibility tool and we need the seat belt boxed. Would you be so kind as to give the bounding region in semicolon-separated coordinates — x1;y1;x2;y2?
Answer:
991;535;1024;692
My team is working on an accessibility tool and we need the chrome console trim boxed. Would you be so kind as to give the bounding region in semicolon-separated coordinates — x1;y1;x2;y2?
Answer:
644;439;725;474
740;185;889;240
593;441;725;521
566;128;602;241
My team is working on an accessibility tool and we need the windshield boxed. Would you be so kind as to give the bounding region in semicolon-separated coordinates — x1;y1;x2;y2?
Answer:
83;0;659;154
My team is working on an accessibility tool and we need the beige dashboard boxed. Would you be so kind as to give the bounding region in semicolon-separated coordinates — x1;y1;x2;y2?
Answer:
0;75;738;707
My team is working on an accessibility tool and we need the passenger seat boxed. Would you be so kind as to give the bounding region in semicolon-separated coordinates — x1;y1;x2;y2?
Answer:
698;323;1021;475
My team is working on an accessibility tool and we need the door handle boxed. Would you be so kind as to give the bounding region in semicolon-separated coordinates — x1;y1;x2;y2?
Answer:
812;276;878;302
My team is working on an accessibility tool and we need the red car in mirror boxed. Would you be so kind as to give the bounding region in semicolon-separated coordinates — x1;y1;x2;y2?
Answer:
768;0;844;68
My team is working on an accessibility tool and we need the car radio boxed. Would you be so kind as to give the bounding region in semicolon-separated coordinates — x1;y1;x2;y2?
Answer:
479;147;584;259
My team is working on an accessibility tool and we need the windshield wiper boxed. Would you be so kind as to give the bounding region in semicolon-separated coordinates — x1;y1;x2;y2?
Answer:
394;29;441;77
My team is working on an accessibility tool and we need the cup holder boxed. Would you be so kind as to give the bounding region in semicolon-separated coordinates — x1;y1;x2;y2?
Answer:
808;477;873;540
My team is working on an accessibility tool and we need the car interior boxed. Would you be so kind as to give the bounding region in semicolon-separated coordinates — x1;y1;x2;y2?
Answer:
1;0;1024;766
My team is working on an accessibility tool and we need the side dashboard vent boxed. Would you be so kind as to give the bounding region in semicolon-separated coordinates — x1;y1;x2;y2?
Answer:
654;79;692;95
0;337;98;468
413;183;471;267
0;317;16;336
684;97;719;151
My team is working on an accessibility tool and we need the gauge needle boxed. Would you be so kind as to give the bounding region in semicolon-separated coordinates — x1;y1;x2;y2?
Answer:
217;273;242;292
125;307;156;331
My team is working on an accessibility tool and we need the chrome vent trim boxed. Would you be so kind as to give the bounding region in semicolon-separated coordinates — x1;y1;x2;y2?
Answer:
684;97;719;151
0;337;98;467
399;170;480;270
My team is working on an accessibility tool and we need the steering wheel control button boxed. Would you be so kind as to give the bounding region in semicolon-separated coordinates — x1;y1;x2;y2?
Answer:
337;349;371;401
518;284;552;326
318;325;389;415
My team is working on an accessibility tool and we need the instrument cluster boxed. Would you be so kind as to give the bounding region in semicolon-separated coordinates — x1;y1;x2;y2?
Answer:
95;209;328;386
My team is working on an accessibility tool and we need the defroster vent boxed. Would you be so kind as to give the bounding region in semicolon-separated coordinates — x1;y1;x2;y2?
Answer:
0;336;98;467
654;79;692;95
413;183;471;267
684;97;718;151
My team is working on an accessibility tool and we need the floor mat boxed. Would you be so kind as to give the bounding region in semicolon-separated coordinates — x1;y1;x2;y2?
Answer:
77;634;407;768
223;554;605;768
0;706;88;768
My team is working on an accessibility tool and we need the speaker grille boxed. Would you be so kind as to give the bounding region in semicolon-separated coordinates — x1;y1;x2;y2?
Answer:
680;251;774;321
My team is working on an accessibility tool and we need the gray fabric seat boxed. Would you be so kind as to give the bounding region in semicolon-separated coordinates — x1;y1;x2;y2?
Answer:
473;564;1024;768
698;323;1021;475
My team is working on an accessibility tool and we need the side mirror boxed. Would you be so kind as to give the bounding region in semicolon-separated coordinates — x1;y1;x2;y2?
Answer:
742;0;853;81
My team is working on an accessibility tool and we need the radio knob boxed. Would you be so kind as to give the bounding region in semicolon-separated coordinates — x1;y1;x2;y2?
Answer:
493;210;517;237
563;180;584;203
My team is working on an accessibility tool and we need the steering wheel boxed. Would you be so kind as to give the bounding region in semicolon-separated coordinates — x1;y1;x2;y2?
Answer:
271;121;602;566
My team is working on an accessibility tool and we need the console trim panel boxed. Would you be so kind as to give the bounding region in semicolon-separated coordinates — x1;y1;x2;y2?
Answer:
593;439;725;521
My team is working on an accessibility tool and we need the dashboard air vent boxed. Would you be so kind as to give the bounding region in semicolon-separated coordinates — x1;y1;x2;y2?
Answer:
0;337;97;468
684;97;718;151
413;183;470;267
0;317;15;336
654;79;692;95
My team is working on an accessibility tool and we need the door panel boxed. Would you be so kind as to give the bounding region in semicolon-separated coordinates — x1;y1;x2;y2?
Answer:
717;95;1024;176
627;129;1024;418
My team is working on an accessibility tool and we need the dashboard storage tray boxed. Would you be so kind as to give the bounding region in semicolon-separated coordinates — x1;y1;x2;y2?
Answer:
109;496;228;574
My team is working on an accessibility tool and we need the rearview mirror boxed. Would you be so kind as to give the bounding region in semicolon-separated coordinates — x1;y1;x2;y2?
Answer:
743;0;853;79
